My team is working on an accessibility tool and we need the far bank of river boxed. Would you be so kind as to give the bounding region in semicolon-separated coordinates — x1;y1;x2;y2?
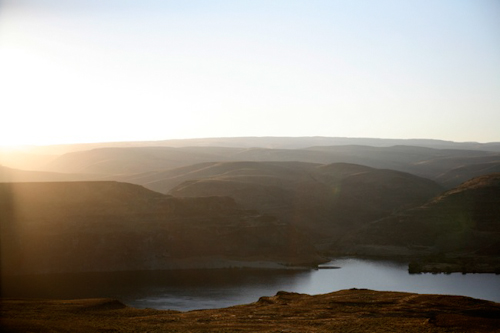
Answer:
3;258;500;311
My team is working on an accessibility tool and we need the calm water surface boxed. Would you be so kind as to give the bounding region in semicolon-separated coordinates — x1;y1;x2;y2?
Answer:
4;258;500;311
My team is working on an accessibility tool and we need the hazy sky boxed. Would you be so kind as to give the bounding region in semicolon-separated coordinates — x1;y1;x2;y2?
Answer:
1;0;499;146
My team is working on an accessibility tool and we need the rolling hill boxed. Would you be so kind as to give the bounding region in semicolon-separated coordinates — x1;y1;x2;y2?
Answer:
33;145;500;190
7;136;500;156
340;173;500;258
434;161;500;189
0;181;323;275
159;162;443;247
38;147;240;175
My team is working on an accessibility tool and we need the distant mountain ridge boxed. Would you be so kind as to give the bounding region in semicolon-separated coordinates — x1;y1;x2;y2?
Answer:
4;136;500;156
28;145;500;190
0;165;94;182
2;137;499;191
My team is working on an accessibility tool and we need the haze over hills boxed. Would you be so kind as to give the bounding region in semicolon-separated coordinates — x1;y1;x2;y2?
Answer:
0;165;95;183
2;136;500;274
158;137;500;151
0;151;58;171
4;137;500;155
38;147;241;175
12;144;498;190
434;161;500;189
0;181;323;275
3;143;499;193
2;137;499;190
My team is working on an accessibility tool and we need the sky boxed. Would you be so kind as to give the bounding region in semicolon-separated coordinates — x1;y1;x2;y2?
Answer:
1;0;499;146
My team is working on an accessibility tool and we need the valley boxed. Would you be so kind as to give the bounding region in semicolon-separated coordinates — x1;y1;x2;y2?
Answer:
1;137;499;274
1;136;500;332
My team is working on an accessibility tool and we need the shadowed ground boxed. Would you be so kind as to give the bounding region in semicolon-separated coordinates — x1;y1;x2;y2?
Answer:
2;289;500;332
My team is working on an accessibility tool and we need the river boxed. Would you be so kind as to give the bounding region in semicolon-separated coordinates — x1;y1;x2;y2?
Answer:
3;258;500;311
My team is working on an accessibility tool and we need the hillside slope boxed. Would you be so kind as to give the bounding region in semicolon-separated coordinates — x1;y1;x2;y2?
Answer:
340;173;500;258
435;161;500;189
165;162;443;247
10;136;500;155
0;182;323;275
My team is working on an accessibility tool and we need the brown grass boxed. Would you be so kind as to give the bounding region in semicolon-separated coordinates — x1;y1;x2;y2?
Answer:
2;289;500;332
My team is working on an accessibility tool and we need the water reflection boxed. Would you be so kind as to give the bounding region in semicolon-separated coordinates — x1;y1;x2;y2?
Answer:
3;258;500;311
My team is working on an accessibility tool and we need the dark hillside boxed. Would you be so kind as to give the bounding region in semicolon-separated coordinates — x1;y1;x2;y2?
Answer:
0;182;323;275
341;173;500;257
167;162;443;246
405;155;500;183
435;161;500;189
137;161;319;193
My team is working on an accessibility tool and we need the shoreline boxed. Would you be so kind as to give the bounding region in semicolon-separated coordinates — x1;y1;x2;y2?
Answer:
5;254;500;278
2;256;325;277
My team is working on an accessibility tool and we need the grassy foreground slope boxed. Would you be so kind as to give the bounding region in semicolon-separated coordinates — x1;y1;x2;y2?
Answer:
2;289;500;332
0;181;323;275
